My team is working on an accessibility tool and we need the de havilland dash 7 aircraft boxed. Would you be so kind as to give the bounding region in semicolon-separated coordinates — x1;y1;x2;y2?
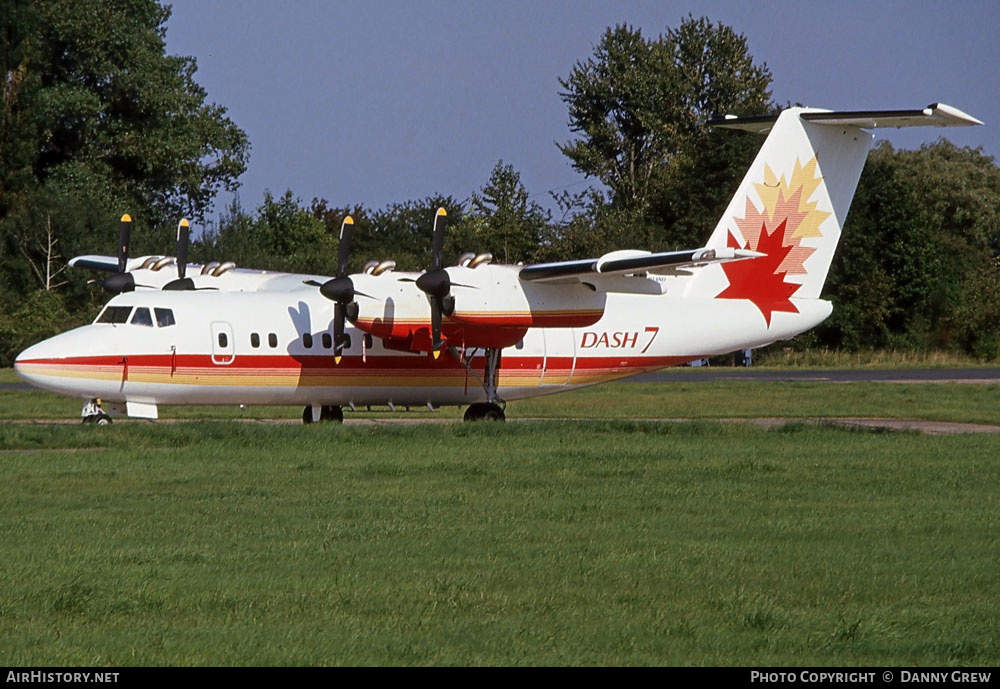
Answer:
14;103;983;423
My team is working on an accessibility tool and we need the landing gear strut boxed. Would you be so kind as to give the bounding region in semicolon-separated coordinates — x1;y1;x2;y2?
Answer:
81;398;112;425
302;404;344;424
451;346;506;422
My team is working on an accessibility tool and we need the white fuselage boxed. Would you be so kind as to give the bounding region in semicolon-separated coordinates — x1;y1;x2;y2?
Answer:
14;285;830;411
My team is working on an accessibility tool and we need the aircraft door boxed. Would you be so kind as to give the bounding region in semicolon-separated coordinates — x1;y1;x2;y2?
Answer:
210;321;235;365
540;329;576;386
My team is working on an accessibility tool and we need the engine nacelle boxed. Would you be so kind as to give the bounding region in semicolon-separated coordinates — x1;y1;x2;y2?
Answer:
348;265;607;353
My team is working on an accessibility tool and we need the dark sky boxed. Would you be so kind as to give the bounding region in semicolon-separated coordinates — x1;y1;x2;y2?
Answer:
165;0;998;221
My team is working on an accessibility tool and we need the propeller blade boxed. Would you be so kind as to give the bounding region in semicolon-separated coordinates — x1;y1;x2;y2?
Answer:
430;297;443;359
176;218;189;280
431;207;446;271
333;302;345;365
117;214;132;273
337;216;354;278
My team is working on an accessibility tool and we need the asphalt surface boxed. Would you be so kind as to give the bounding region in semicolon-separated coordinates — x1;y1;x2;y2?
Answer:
627;367;1000;384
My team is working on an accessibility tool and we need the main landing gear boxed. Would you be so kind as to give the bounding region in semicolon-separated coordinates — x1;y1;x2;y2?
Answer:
81;398;112;425
453;346;506;422
464;402;505;422
302;404;344;424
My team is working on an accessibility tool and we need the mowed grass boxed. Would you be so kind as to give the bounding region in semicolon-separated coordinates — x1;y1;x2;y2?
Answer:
1;420;998;666
3;363;1000;425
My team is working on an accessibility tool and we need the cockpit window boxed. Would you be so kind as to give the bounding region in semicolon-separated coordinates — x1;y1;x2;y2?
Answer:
96;306;133;324
155;308;175;327
131;307;153;327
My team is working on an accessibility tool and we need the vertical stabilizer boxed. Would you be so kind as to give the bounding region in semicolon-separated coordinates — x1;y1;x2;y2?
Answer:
687;103;981;313
687;108;873;302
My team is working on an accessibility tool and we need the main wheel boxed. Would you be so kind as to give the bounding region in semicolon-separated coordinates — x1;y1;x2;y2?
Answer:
83;412;112;425
320;405;344;423
303;405;344;424
463;402;505;422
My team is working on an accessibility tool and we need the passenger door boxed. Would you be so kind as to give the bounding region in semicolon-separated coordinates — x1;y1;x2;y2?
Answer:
210;321;235;365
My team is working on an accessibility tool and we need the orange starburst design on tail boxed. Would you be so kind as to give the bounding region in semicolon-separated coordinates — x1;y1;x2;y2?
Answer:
716;155;830;324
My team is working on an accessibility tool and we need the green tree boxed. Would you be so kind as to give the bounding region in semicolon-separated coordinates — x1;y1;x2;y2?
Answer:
461;161;550;264
198;191;333;275
558;16;772;251
819;140;1000;357
1;0;248;304
367;196;465;271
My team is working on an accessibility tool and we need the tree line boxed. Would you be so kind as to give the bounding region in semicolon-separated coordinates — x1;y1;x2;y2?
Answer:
2;5;998;365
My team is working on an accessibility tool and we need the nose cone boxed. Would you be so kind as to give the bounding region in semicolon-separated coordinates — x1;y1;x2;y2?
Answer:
14;337;61;388
14;326;108;397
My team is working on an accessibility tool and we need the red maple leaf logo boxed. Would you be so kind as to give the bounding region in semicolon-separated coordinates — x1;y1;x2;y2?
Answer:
717;219;800;326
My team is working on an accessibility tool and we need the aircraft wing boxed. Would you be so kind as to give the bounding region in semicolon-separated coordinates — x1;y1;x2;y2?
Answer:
709;102;983;133
519;247;763;283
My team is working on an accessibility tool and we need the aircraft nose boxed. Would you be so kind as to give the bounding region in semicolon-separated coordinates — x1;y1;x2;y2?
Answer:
14;339;55;385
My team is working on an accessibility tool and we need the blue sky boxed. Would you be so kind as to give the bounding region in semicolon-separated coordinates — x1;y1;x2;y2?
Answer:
165;1;998;219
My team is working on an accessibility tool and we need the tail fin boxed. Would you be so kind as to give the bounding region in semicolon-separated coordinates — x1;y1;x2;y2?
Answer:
686;103;982;301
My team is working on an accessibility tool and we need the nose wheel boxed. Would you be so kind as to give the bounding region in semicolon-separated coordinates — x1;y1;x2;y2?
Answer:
81;398;112;425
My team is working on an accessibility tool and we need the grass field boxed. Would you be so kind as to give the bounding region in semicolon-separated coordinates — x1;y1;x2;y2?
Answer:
1;370;999;665
4;365;1000;425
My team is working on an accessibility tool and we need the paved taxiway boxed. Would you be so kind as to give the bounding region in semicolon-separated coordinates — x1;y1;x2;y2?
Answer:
627;367;1000;384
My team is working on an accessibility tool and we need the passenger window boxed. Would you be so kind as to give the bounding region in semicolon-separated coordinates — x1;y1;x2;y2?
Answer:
341;334;352;349
303;333;313;348
218;332;228;348
131;307;153;327
268;333;277;348
322;333;332;349
154;308;175;327
250;333;260;348
515;339;524;350
363;334;373;349
96;306;133;324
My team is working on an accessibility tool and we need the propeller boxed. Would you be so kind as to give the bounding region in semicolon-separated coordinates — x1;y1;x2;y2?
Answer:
98;214;136;293
163;218;195;291
318;217;359;364
414;207;454;359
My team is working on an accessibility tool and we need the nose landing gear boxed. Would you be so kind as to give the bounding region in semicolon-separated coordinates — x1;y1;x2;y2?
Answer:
81;398;112;425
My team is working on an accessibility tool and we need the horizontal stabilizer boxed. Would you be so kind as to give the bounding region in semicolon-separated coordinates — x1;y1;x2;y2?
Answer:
69;255;121;272
709;102;983;133
520;247;762;283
